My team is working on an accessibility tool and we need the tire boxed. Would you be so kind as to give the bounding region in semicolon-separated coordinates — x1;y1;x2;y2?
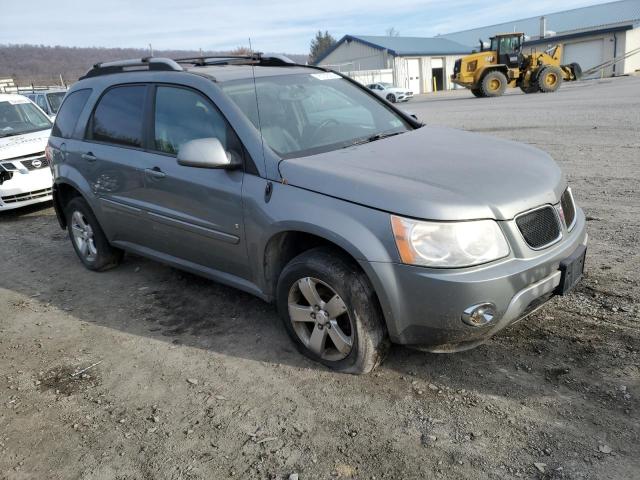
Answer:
65;197;123;271
519;82;539;94
480;70;508;97
386;93;396;103
276;247;389;374
470;88;485;98
538;66;563;93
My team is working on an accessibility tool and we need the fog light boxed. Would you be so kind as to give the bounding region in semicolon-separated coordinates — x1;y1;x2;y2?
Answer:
462;303;497;327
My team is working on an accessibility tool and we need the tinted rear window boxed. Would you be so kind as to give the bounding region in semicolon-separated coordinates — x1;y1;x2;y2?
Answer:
90;85;146;147
51;89;91;138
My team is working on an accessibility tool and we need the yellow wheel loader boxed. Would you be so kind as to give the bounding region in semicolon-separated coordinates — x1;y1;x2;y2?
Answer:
451;33;582;97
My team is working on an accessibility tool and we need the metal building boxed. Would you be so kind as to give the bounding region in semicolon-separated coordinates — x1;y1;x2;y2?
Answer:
316;35;471;93
317;0;640;91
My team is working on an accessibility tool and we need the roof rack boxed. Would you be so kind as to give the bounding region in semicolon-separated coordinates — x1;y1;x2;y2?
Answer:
80;57;183;79
174;53;297;67
79;54;301;80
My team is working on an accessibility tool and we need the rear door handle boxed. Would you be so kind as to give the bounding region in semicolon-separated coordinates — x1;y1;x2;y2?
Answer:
145;167;166;179
81;152;97;162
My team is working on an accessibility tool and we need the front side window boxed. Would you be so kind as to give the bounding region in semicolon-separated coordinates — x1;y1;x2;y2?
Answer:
90;85;146;148
0;98;52;138
47;92;66;114
153;86;238;156
222;72;411;158
52;89;91;139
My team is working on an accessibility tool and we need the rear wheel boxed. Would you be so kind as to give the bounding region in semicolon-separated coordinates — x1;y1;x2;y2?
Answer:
66;197;123;271
480;71;508;97
386;93;396;103
277;248;389;374
470;88;485;98
538;66;563;93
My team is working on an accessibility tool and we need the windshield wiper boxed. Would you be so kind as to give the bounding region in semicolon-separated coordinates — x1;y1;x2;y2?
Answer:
342;131;405;149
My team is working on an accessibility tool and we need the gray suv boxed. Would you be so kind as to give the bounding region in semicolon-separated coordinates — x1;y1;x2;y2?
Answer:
47;55;587;374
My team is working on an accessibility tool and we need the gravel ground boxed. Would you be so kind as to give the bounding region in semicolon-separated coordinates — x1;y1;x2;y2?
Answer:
1;76;639;480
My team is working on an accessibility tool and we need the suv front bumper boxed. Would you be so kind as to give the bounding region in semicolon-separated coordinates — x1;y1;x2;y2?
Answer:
362;208;588;351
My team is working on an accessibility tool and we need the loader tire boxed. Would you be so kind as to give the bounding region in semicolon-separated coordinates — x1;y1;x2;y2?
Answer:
520;82;539;94
480;71;507;97
471;88;485;98
538;66;563;93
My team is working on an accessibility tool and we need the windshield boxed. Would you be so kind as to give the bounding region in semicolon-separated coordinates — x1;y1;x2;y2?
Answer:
46;92;66;114
221;72;411;158
0;99;52;138
379;82;393;87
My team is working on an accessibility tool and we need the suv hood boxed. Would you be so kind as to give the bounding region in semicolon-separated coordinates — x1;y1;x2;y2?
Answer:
0;129;50;161
279;126;564;221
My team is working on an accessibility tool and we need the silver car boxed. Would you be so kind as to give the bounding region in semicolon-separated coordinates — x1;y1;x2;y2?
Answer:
47;56;587;374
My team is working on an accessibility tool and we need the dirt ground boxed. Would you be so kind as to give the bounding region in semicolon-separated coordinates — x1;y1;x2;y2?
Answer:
1;76;639;480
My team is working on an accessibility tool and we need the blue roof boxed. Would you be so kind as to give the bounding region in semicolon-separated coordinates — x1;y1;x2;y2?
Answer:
315;35;472;64
439;0;640;46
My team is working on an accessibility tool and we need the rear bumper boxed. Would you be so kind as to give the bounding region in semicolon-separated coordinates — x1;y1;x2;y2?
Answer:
362;209;588;350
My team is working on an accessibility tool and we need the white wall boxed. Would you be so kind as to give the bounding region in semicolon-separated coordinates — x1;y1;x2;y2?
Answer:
318;40;388;71
623;27;640;74
393;55;464;93
343;69;394;85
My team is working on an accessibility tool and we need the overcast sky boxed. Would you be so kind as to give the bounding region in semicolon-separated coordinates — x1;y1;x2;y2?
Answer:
0;0;608;53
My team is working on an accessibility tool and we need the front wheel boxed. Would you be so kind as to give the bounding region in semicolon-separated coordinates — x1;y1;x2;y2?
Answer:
277;248;389;374
538;66;563;93
386;93;396;103
480;71;508;97
66;197;123;271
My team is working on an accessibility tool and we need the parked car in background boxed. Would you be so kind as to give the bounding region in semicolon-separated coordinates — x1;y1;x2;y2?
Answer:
366;82;413;103
48;57;586;374
23;89;67;120
0;94;53;210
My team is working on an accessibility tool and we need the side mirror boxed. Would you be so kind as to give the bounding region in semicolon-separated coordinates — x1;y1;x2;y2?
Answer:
403;111;419;121
177;138;240;169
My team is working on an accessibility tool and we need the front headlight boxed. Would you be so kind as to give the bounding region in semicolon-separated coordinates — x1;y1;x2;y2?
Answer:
391;215;510;268
467;60;478;72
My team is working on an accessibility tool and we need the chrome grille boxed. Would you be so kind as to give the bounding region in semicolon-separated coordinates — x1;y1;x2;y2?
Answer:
516;206;561;249
1;187;53;204
560;188;576;230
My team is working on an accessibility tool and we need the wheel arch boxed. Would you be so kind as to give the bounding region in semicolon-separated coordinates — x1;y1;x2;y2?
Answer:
261;226;395;328
52;179;92;229
476;65;509;84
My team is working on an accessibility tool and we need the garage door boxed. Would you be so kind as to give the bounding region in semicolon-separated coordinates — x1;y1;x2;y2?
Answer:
564;39;605;78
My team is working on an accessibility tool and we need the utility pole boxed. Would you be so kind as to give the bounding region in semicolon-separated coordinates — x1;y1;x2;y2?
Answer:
148;43;154;56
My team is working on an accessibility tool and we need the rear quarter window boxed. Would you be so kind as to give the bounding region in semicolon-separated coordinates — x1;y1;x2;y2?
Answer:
51;89;92;138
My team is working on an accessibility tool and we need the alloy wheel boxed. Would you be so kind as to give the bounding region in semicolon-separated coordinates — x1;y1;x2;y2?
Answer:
71;210;98;262
287;277;354;361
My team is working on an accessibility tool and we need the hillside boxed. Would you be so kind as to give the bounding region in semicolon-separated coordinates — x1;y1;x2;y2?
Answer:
0;44;308;86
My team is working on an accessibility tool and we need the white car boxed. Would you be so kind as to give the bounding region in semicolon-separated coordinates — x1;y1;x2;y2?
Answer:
366;83;413;103
0;94;54;211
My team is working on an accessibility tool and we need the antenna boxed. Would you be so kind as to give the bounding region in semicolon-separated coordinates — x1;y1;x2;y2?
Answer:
249;37;267;175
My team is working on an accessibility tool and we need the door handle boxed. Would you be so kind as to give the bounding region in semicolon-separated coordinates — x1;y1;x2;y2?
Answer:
81;152;97;162
145;167;166;179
